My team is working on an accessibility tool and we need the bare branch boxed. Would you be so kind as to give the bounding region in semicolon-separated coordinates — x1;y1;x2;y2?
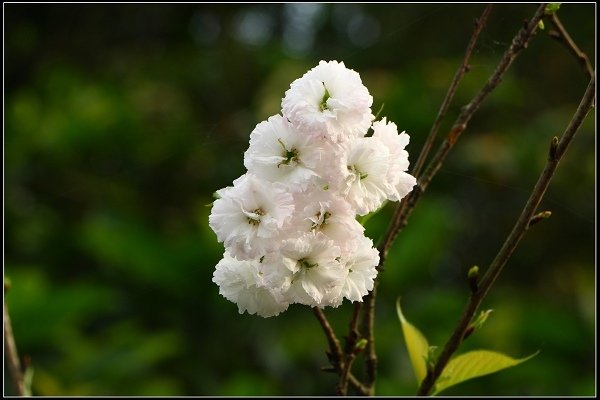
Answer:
336;304;362;395
548;13;594;80
313;307;370;395
312;307;343;367
361;281;378;395
348;374;371;396
411;4;493;179
378;4;548;265
417;75;595;396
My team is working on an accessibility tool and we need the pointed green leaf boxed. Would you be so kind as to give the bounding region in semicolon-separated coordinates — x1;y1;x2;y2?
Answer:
433;350;538;395
396;298;429;384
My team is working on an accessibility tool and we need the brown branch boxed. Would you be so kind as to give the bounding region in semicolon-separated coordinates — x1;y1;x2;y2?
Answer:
365;4;509;393
417;75;595;396
411;4;493;179
380;4;493;273
4;299;26;396
336;304;362;395
312;307;370;396
378;3;548;265
312;307;343;369
548;13;594;80
360;281;378;395
348;374;371;396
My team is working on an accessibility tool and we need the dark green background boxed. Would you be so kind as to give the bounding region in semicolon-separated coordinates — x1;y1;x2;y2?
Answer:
4;3;595;396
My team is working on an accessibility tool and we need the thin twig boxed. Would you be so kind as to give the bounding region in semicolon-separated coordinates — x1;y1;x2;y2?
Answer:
349;302;362;345
4;299;26;396
417;75;595;396
361;281;378;395
378;4;547;265
364;4;493;393
312;307;343;369
312;307;370;395
348;374;371;396
336;304;362;395
381;4;493;276
548;13;594;80
411;4;493;179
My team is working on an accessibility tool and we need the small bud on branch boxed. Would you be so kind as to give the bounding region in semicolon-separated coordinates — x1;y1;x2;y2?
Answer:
549;136;559;161
468;266;480;294
528;211;552;228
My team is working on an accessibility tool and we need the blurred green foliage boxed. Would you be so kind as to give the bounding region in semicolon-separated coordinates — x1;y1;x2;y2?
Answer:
4;3;595;396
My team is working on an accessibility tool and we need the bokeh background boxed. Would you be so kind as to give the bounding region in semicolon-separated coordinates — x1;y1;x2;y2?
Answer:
4;3;595;396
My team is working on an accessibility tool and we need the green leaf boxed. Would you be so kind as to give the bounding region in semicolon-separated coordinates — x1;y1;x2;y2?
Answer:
396;298;429;385
433;350;538;395
545;3;561;14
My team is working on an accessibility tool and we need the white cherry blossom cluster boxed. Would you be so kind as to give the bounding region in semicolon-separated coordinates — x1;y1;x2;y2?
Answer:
209;60;417;317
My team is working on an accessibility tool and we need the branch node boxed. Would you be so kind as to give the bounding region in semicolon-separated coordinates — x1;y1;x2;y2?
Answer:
548;136;559;161
462;326;476;341
547;13;594;81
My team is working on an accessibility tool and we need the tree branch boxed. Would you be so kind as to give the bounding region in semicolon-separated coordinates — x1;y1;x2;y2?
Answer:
411;4;493;179
336;303;362;395
378;4;547;265
417;75;595;396
312;307;343;370
4;299;26;396
348;374;371;396
360;5;493;394
312;307;370;396
548;13;594;80
361;281;378;395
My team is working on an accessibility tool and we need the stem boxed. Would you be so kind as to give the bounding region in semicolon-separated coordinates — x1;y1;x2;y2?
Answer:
363;4;494;392
361;281;378;395
411;4;493;179
348;374;371;396
312;307;370;396
4;299;26;396
378;3;547;265
312;307;343;369
417;75;595;396
548;13;595;80
336;304;362;395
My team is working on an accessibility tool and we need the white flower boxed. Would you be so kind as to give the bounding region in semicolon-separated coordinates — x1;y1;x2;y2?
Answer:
209;173;294;260
282;60;373;142
372;118;417;201
340;236;380;303
290;189;364;252
210;60;418;317
244;114;322;190
276;233;346;307
212;252;289;318
338;136;393;216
